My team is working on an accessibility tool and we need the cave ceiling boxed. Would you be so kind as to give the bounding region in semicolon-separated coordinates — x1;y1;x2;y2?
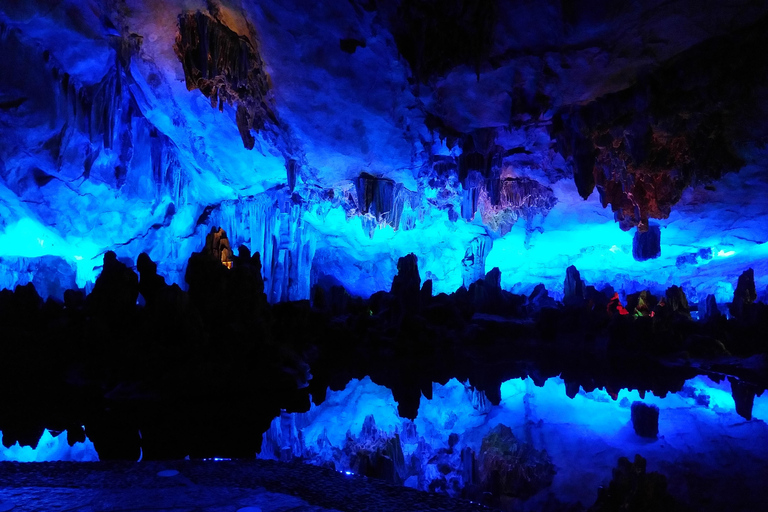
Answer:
1;0;768;301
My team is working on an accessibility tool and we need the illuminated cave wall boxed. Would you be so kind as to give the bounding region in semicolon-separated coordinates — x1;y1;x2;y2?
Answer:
2;1;768;304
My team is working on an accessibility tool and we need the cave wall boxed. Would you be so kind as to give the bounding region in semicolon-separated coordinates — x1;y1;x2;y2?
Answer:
1;0;768;303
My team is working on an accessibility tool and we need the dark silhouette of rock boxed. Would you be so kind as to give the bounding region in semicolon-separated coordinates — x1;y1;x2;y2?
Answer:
630;402;659;438
484;267;501;291
528;283;557;312
228;245;267;317
462;236;491;288
391;253;420;295
3;233;768;467
136;252;167;306
312;284;327;310
699;294;722;322
87;251;139;317
564;265;585;306
468;267;501;312
329;285;350;316
391;253;420;313
683;334;729;357
589;455;677;512
63;288;86;312
729;377;758;420
730;268;757;320
664;285;691;320
586;286;611;314
632;224;661;261
184;229;237;319
478;424;556;502
420;278;433;305
13;282;43;311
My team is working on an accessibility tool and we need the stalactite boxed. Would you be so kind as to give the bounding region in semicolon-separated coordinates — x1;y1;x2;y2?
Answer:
477;176;557;235
462;236;491;289
174;10;274;149
0;21;188;203
149;126;187;204
354;173;410;237
208;192;316;303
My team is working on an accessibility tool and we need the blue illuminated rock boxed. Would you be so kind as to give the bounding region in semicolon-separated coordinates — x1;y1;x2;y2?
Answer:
0;0;768;308
461;236;491;289
0;256;77;302
632;225;661;261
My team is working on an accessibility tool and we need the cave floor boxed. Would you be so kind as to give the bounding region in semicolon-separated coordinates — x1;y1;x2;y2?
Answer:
0;460;491;512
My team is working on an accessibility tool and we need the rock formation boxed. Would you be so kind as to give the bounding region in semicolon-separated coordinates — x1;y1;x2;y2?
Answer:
630;402;659;438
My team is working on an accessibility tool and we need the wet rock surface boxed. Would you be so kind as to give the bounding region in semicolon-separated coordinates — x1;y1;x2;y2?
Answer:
0;460;492;512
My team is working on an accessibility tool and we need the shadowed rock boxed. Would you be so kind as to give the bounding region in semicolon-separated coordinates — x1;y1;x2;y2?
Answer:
632;224;661;261
729;377;758;420
730;268;757;320
630;402;659;438
391;253;421;313
699;294;722;322
590;454;677;512
174;10;273;149
87;251;139;318
136;252;167;306
564;265;585;306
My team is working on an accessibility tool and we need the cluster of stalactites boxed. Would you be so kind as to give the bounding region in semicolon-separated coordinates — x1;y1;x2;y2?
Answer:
0;22;186;201
174;9;274;149
353;173;412;238
427;145;558;235
207;194;316;303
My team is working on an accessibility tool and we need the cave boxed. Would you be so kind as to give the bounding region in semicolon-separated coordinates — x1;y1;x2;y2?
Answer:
1;1;768;511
